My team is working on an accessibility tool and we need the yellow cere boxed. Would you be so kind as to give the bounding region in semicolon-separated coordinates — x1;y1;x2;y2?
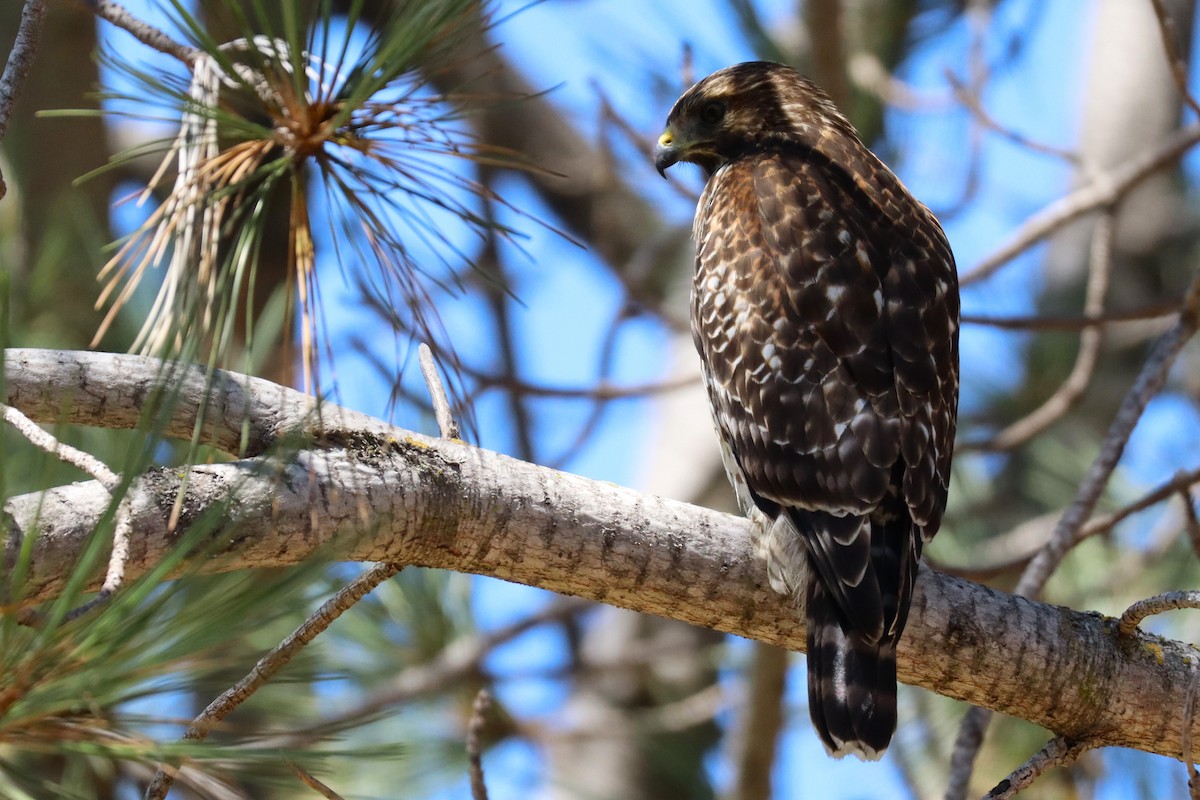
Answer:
657;131;673;147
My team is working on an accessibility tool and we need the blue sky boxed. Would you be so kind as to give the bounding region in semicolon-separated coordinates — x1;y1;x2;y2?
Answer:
91;1;1200;797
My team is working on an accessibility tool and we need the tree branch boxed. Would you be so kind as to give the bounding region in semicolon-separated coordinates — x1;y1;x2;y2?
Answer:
961;122;1200;286
0;0;47;140
0;0;49;200
2;349;1198;765
84;0;198;66
2;348;382;458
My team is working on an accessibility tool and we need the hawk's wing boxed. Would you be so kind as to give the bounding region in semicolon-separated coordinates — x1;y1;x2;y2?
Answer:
692;146;959;638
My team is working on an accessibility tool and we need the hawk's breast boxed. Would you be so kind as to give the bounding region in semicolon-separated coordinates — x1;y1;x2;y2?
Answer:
691;153;905;519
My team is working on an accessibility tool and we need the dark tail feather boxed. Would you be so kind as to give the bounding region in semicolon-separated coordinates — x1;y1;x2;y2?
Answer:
806;576;898;760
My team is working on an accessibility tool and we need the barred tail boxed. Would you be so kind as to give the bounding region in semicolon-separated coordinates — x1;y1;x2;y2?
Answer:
805;575;897;760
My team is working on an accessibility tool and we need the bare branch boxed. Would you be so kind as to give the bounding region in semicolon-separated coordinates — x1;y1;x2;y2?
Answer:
2;401;130;624
945;70;1078;165
1149;0;1200;120
962;302;1178;331
142;562;403;800
55;494;134;623
1119;590;1200;638
947;261;1200;796
983;736;1093;800
1078;467;1200;545
144;335;479;797
1;401;118;489
3;349;376;458
467;688;492;800
968;212;1115;451
419;342;461;440
1185;487;1200;560
961;122;1200;287
935;466;1200;580
83;0;198;66
0;0;48;184
287;762;345;800
5;350;1200;766
1017;264;1200;599
257;598;590;752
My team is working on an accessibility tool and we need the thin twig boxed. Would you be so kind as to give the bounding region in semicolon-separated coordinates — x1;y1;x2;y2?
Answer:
945;70;1078;165
1118;590;1200;638
547;305;630;469
55;495;134;622
1;403;118;488
419;342;461;439
1149;0;1200;120
287;761;346;800
479;198;536;461
146;343;462;796
929;511;1059;580
476;372;698;401
1104;503;1194;588
467;687;492;800
962;302;1178;331
0;0;48;195
595;81;694;205
961;122;1200;287
142;561;404;800
936;466;1200;579
1184;487;1200;561
259;598;591;751
2;402;132;624
983;736;1093;800
1074;467;1200;546
931;1;989;222
969;212;1115;451
84;0;199;66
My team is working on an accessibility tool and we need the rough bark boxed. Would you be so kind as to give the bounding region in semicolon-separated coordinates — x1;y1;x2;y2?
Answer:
1;348;1196;764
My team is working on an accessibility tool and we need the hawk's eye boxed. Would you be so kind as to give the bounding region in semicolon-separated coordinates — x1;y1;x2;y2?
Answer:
699;101;725;125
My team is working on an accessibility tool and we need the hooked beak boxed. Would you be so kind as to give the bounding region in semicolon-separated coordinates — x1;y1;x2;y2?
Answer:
654;130;680;178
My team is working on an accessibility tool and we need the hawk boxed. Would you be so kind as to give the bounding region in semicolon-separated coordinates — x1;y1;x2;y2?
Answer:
654;62;959;760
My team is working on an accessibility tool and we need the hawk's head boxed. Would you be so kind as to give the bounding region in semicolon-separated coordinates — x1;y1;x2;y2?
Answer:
654;61;855;177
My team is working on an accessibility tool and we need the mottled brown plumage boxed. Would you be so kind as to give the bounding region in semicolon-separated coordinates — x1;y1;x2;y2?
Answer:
655;61;959;759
